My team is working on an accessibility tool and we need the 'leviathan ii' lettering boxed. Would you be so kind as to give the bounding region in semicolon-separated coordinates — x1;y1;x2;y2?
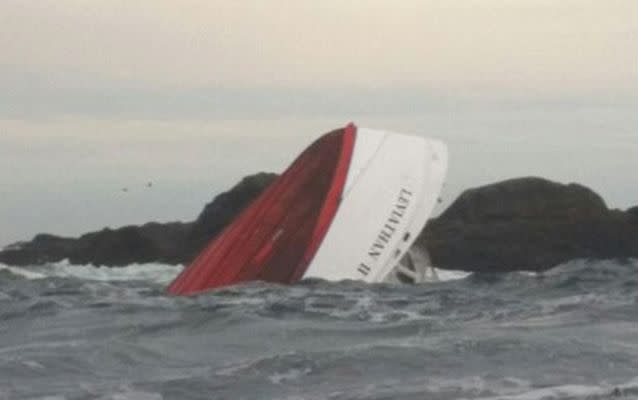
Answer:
358;188;412;276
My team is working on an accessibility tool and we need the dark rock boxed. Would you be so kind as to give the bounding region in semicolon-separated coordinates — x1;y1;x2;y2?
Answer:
0;234;76;265
2;173;636;273
436;178;608;222
68;222;192;266
0;172;277;267
420;177;638;272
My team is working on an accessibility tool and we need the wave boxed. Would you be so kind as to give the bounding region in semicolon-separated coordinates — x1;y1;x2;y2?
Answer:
0;260;183;285
1;258;637;399
0;264;48;280
0;260;469;285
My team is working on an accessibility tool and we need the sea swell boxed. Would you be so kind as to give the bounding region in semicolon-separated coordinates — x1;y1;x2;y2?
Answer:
0;259;637;399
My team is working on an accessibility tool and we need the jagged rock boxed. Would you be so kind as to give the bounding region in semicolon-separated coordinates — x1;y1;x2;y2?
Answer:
420;177;638;272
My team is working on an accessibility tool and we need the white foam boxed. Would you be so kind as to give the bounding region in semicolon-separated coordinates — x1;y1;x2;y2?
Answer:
0;264;48;279
0;260;182;285
0;261;465;287
424;376;637;400
434;268;472;281
268;367;312;384
473;384;608;400
47;260;183;284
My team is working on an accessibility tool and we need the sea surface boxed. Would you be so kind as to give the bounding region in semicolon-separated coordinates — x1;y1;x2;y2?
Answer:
1;259;637;400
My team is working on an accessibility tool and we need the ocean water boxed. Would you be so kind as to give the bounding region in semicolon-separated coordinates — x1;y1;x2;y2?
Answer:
1;259;637;400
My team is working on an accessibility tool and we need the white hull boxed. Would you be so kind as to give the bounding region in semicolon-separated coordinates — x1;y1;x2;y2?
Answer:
303;127;448;283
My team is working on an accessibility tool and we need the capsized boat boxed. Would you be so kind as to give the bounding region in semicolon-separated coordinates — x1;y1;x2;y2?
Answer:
167;123;448;295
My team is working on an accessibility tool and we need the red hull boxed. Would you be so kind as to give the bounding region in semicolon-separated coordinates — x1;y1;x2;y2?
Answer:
167;124;356;295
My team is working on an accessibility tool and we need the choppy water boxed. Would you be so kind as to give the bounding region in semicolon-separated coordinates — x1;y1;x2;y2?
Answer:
1;259;637;400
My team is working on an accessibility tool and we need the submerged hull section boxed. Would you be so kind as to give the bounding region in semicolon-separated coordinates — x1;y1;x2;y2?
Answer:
167;124;448;295
167;125;356;295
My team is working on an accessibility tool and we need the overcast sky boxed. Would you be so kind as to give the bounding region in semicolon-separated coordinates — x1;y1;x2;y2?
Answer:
2;1;637;100
1;1;637;246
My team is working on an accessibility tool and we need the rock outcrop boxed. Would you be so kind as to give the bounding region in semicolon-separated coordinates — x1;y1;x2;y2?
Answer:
0;173;277;267
420;177;638;272
0;221;192;267
1;174;636;272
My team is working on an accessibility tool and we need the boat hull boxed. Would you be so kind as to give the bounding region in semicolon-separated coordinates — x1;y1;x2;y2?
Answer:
167;125;356;295
167;124;447;295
